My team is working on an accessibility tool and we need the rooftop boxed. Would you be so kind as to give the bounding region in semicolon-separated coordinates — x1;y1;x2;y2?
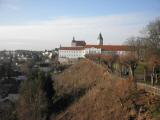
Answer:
72;40;86;46
60;47;85;50
60;45;130;51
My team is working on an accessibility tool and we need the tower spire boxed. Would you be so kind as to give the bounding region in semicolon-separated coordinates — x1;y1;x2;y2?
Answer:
98;33;103;45
72;36;75;42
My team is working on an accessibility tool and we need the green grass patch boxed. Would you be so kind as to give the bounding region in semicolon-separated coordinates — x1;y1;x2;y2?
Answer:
135;62;147;74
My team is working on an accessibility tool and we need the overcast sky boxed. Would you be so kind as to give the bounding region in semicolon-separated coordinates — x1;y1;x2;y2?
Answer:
0;0;160;50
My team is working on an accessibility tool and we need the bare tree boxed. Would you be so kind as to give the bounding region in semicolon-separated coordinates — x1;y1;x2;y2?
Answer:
125;18;160;61
143;18;160;57
119;53;138;89
125;36;145;61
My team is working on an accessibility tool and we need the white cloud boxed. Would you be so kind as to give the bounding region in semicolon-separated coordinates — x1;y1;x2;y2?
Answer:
0;13;158;50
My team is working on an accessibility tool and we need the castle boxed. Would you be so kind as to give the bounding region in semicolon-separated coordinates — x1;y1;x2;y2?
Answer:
58;33;130;63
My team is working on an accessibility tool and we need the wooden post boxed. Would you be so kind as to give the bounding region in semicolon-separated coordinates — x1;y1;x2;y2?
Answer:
144;69;146;82
155;74;158;84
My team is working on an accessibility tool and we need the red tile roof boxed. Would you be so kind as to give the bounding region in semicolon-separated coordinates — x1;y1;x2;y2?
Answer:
72;40;86;46
59;45;130;51
85;45;130;51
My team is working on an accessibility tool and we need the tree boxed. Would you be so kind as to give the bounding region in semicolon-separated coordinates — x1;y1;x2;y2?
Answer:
148;55;160;85
19;60;35;76
124;18;160;86
0;62;13;78
17;71;55;120
119;53;138;89
36;72;55;119
125;36;145;61
125;18;160;61
120;53;138;77
17;79;48;120
143;18;160;57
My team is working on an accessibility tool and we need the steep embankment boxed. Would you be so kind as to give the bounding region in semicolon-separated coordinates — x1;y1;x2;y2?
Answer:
54;60;110;97
53;60;160;120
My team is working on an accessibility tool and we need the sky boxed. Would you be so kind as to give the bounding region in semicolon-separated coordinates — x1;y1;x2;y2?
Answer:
0;0;159;50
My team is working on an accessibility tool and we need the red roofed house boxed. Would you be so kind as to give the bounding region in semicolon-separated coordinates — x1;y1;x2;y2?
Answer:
58;34;131;63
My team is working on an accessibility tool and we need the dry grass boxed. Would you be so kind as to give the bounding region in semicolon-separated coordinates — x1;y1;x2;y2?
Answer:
54;75;135;120
52;59;160;120
54;59;110;97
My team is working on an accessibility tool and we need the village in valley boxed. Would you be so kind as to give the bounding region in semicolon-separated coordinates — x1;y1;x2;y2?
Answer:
0;23;160;119
0;0;160;120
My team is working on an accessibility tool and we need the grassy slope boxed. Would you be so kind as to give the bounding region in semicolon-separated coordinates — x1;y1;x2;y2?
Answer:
54;59;110;97
53;60;160;120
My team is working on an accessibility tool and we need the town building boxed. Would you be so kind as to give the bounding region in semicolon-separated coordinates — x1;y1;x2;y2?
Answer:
71;37;86;47
58;33;130;64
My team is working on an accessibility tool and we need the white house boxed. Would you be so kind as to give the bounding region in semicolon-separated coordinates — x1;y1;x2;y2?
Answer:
58;34;130;63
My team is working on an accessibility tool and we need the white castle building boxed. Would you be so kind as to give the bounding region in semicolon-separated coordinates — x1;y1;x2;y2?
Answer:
58;33;130;63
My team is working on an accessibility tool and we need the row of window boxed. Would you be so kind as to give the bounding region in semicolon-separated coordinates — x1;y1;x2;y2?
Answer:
59;54;83;57
60;49;101;54
60;50;85;53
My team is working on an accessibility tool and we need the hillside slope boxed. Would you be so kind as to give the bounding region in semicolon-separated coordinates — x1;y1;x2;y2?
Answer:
53;60;160;120
54;60;110;97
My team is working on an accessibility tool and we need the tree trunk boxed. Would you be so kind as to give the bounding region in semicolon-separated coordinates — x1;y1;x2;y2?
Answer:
151;73;154;86
129;65;137;89
129;66;133;77
155;74;158;84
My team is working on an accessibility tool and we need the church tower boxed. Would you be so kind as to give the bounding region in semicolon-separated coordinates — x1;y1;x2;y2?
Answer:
72;36;75;42
71;36;76;47
98;33;103;45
